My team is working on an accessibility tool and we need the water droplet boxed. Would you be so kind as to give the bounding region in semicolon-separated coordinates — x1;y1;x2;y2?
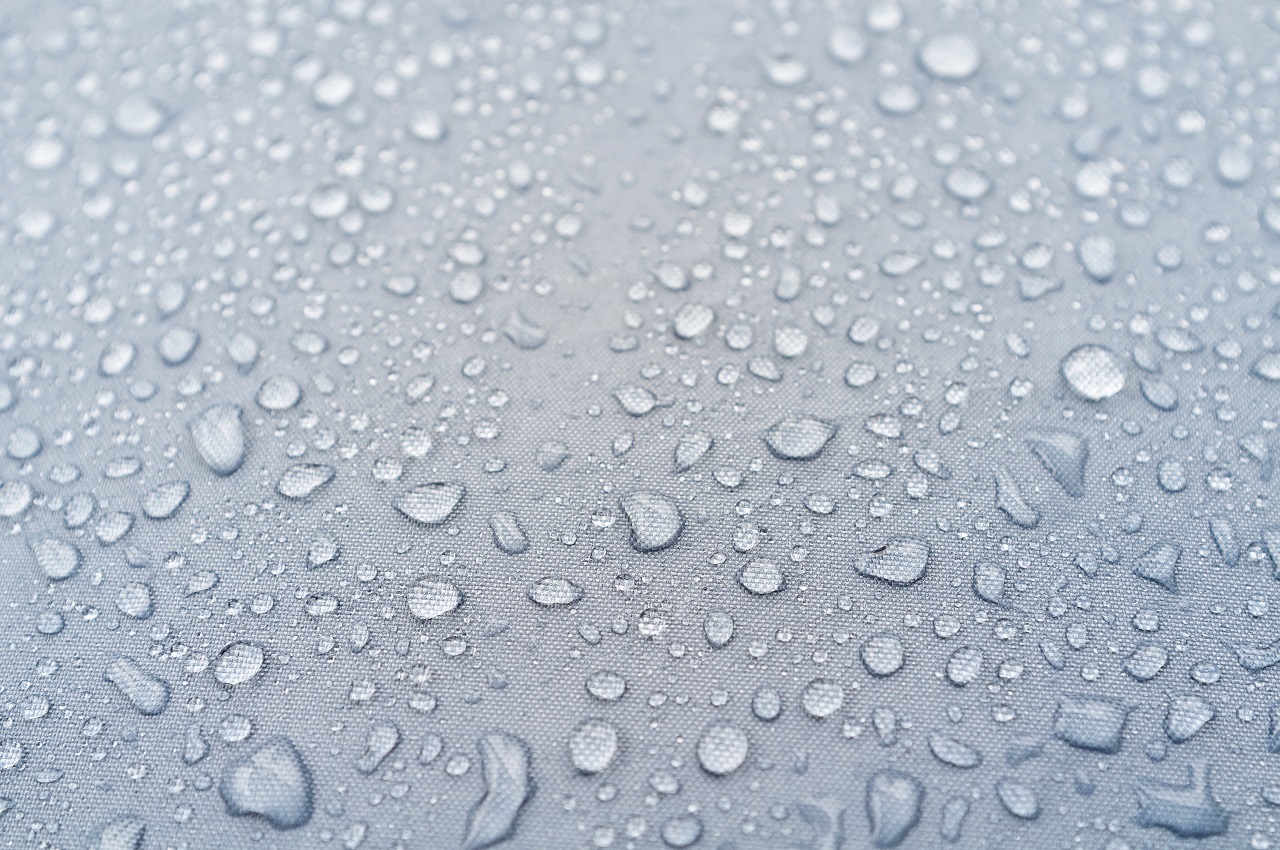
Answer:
696;724;749;776
528;577;584;607
214;642;265;686
800;679;845;718
864;769;924;847
220;736;314;830
763;416;837;460
408;580;463;620
190;404;247;476
739;560;785;595
103;657;169;716
112;96;167;138
1054;697;1129;754
568;719;619;774
996;779;1039;820
396;483;466;526
30;537;79;581
462;733;533;850
619;491;683;552
1060;345;1126;401
856;539;929;586
277;464;335;499
918;33;982;81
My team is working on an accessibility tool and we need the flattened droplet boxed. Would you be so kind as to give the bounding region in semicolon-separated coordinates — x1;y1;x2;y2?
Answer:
1252;352;1280;382
697;724;749;776
1209;516;1240;566
1155;326;1204;355
1140;378;1179;411
462;733;533;850
0;480;31;518
113;95;167;138
845;361;878;388
30;537;79;581
220;736;314;830
408;110;447;142
142;480;189;519
1133;763;1228;838
861;633;905;677
973;562;1009;607
994;467;1039;528
190;404;246;476
104;657;169;716
673;303;715;339
489;511;530;555
227;333;259;372
673;432;713;472
762;416;837;460
827;26;867;65
1268;706;1280;753
312;71;355;108
1077;234;1117;282
504;311;548;350
1124;644;1169;681
996;779;1039;820
91;815;146;850
855;539;929;586
1230;638;1280;673
1054;696;1129;754
620;491;683;552
276;464;335;499
752;687;783;722
738;560;785;595
614;385;658;416
918;32;982;80
408;579;463;620
704;611;734;649
396;483;465;526
586;671;626;702
156;326;200;365
940;798;969;844
6;425;41;461
943;166;991;202
762;54;809;87
256;376;302;411
864;769;924;847
535;441;569;472
308;535;339;569
1165;696;1215;743
568;719;618;774
800;678;844;718
116;582;153;620
928;733;982;768
1060;344;1125;401
214;642;265;686
1265;528;1280;580
1025;429;1088;497
527;577;584;607
661;816;703;848
1135;542;1180;593
357;722;400;775
914;449;951;479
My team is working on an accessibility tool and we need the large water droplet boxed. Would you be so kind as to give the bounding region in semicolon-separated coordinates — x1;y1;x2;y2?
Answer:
219;736;314;830
1060;345;1126;401
396;483;466;526
619;491;683;552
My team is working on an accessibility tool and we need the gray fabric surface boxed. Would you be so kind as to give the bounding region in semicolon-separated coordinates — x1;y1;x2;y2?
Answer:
2;1;1279;847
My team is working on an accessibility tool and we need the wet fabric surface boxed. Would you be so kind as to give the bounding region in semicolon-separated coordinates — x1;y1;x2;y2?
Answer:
2;1;1280;848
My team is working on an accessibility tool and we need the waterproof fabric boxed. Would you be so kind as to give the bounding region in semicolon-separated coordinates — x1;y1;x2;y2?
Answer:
2;1;1280;848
